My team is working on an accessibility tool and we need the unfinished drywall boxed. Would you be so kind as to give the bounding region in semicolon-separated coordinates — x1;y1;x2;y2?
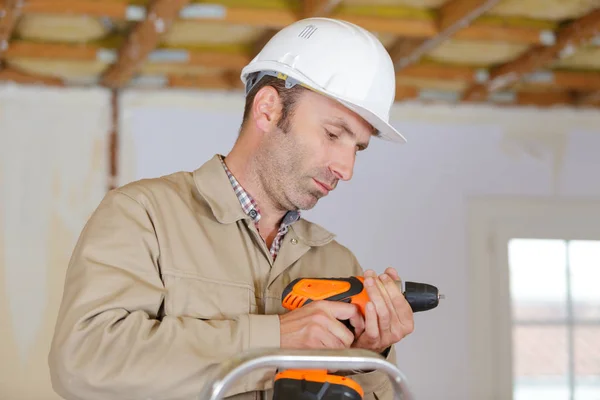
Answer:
0;83;110;399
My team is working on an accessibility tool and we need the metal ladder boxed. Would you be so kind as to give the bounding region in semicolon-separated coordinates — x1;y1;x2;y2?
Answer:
198;348;415;400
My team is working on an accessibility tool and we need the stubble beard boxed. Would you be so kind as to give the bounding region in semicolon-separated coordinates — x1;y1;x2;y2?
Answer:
256;127;323;212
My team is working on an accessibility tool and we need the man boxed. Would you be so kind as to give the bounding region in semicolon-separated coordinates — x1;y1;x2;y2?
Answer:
49;17;414;400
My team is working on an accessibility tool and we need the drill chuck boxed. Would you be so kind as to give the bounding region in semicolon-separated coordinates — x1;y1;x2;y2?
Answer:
403;282;442;312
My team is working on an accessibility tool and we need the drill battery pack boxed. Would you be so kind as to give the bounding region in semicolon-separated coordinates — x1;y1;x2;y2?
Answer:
272;369;363;400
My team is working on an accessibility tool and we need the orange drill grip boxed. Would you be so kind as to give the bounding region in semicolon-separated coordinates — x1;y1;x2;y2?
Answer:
281;276;371;316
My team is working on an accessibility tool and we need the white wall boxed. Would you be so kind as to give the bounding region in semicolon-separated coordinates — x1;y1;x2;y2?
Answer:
2;83;599;400
0;83;111;399
120;89;600;400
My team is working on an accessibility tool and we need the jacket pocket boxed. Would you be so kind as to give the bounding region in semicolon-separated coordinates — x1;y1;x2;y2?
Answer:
162;272;256;319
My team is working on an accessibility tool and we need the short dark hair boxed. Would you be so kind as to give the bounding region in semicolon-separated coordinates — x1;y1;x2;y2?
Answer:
241;74;307;133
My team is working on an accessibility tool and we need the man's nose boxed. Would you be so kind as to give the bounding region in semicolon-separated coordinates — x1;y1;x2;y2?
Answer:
330;150;355;182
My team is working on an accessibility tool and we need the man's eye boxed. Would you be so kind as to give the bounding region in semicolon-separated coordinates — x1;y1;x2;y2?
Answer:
326;130;338;139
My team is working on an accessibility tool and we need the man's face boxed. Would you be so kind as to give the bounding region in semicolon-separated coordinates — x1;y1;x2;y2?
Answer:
259;89;374;211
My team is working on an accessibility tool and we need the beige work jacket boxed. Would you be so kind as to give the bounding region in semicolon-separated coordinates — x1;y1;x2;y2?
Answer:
49;154;397;400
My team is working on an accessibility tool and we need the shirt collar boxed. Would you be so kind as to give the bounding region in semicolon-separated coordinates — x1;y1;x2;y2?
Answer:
218;155;300;228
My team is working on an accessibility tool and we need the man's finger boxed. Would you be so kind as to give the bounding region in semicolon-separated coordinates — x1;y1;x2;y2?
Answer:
364;301;379;340
380;273;404;319
365;276;391;331
349;310;365;338
321;300;362;321
385;267;401;283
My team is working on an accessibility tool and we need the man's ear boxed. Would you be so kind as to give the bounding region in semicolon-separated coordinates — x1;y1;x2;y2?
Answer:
252;86;282;132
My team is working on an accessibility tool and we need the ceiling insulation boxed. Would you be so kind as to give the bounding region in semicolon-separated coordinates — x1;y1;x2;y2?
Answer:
15;14;111;43
552;46;600;70
0;0;598;108
396;76;469;91
5;58;108;80
426;39;531;67
342;0;450;9
161;21;262;46
488;0;600;21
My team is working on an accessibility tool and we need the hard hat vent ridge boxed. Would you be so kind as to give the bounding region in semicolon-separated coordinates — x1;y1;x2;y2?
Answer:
298;24;318;39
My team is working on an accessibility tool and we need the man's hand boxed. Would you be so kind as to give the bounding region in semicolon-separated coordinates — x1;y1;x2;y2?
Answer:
352;268;414;354
280;300;365;349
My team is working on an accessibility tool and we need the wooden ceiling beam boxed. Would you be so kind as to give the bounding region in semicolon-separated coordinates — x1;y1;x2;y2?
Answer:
5;41;99;60
391;0;503;69
0;66;64;86
168;71;244;90
514;90;576;107
397;63;478;82
100;0;192;88
0;0;23;59
17;0;549;44
4;40;251;70
303;0;343;18
21;0;128;19
576;91;600;107
463;8;600;101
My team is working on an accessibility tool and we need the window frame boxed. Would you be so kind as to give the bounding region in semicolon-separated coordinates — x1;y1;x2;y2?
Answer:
467;198;600;400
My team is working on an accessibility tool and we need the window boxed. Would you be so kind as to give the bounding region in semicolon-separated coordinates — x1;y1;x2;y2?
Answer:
508;239;600;400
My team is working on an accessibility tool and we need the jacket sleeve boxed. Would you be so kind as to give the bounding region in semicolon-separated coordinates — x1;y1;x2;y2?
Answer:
48;189;280;400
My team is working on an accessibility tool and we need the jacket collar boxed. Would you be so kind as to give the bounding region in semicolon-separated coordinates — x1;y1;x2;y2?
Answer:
192;154;335;247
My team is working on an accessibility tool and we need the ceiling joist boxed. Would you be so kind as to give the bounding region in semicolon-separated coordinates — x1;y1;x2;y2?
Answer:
303;0;343;18
100;0;192;88
0;66;64;86
463;7;600;101
0;0;22;59
16;0;553;45
390;0;505;69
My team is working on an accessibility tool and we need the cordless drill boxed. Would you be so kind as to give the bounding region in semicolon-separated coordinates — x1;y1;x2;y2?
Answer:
272;276;443;400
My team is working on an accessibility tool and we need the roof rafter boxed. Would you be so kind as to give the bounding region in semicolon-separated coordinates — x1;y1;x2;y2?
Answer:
0;0;23;59
390;0;504;69
462;7;600;101
0;66;64;86
18;0;553;45
100;0;192;88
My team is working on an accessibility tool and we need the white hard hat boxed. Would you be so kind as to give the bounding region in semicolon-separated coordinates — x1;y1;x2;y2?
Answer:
240;17;406;144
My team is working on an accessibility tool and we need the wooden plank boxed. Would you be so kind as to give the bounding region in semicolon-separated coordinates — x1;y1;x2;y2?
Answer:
397;63;478;82
5;41;99;61
4;40;250;71
392;0;503;69
388;38;427;67
101;0;192;88
438;0;501;32
22;0;127;19
0;66;64;86
515;90;576;107
395;85;419;100
454;24;549;44
577;91;600;107
168;72;243;90
186;49;250;70
16;0;550;44
0;0;23;59
463;8;600;100
303;0;343;17
108;89;119;191
523;70;600;92
340;14;437;37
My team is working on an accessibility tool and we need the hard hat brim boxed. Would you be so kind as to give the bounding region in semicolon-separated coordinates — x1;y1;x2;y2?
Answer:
336;99;407;144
